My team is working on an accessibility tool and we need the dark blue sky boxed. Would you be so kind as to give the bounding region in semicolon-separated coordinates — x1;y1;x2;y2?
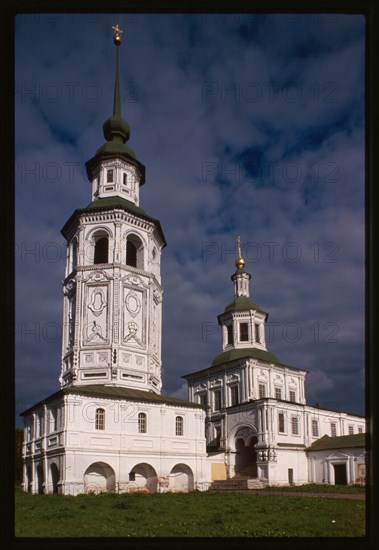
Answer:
15;13;365;421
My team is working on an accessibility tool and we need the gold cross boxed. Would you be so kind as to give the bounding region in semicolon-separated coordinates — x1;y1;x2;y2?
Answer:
112;24;124;45
112;24;123;35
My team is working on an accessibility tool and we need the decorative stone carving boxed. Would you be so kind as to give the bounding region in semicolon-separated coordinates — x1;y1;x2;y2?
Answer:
124;321;143;345
87;321;107;342
86;270;110;283
153;288;162;304
64;279;76;296
129;275;142;286
125;290;141;318
88;289;107;317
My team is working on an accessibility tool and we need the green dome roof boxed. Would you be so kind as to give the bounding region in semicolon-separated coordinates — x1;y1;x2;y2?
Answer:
95;138;136;159
61;196;166;247
211;347;279;367
103;113;130;142
223;295;263;314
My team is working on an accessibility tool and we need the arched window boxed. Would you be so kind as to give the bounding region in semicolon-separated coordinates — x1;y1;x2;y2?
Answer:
126;234;144;269
138;412;147;434
126;240;137;267
95;408;105;430
175;416;183;436
94;237;108;264
123;173;127;186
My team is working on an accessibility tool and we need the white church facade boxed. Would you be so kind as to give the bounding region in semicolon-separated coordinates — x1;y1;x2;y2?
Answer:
182;248;366;486
21;27;366;494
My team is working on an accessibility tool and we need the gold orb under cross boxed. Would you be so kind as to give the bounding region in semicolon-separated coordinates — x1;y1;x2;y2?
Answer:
235;236;245;269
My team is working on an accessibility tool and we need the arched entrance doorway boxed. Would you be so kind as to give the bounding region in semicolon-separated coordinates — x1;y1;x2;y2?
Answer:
36;464;44;494
50;463;60;494
129;463;158;493
169;464;194;492
84;462;116;494
234;427;258;478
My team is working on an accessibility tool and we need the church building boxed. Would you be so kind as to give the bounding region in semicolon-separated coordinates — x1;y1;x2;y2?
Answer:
21;26;209;495
182;241;366;487
21;27;366;494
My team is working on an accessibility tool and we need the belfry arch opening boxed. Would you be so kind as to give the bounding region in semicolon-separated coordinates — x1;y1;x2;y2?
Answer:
126;234;144;269
93;231;109;264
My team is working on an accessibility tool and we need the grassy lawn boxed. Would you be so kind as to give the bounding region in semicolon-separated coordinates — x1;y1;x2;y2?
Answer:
15;488;366;538
262;483;366;494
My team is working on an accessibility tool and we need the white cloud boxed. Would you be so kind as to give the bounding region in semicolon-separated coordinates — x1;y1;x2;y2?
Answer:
15;13;365;418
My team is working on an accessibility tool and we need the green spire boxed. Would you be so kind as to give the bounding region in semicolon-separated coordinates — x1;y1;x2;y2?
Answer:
98;24;136;158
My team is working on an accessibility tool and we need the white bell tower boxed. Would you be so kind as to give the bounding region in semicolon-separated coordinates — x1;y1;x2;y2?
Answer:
59;25;166;394
217;237;268;353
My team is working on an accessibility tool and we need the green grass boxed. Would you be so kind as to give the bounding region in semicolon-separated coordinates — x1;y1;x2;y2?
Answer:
15;487;366;538
262;483;366;494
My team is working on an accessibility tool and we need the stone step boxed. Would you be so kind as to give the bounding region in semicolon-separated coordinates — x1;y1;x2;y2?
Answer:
247;479;266;490
209;478;265;491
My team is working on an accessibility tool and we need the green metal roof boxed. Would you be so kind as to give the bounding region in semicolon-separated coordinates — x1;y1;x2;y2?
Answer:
85;196;147;217
96;140;136;158
61;196;166;247
20;384;203;416
84;49;146;183
223;296;265;314
182;347;307;380
306;433;367;452
93;44;135;161
211;347;279;367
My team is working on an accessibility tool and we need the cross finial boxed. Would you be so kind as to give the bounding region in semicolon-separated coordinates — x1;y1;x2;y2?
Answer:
235;236;245;269
237;236;242;258
112;24;123;46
